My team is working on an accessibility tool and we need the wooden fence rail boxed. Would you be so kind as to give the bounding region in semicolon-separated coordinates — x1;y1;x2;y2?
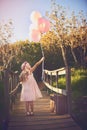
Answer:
0;68;20;129
43;66;72;115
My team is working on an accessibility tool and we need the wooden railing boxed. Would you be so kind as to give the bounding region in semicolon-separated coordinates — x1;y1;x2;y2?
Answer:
0;68;20;127
43;66;72;115
43;67;66;95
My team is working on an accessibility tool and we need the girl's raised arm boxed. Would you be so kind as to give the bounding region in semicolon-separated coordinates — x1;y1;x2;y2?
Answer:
31;57;44;72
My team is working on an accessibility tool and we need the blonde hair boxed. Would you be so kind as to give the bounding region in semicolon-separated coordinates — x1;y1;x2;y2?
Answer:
21;61;31;70
19;70;29;82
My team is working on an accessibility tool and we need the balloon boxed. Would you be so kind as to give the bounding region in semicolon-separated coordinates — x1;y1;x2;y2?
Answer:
29;11;50;42
29;29;41;42
29;23;38;32
37;17;50;33
30;11;42;23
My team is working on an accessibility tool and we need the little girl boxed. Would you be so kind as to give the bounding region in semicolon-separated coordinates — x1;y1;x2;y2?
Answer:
19;57;44;116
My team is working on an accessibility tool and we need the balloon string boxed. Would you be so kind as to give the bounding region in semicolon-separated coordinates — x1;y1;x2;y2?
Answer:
40;43;44;81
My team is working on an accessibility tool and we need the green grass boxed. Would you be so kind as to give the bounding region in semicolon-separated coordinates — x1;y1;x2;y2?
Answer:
71;69;87;100
52;76;66;89
52;68;87;113
54;68;87;100
52;68;87;101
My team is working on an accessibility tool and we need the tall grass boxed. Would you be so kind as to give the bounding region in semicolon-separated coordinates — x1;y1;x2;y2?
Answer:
55;68;87;115
56;68;87;100
71;69;87;100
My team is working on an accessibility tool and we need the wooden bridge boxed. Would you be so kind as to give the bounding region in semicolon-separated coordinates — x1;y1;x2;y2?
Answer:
0;67;82;130
8;91;82;130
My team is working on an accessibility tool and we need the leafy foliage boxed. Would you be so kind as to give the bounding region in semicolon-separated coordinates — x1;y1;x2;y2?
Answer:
44;0;87;67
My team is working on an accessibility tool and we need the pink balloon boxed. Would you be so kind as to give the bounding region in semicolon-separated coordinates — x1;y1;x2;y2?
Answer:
30;11;42;23
37;18;50;33
29;29;41;42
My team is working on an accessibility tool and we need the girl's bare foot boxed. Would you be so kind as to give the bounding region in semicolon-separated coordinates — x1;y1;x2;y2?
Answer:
30;112;34;116
26;112;30;116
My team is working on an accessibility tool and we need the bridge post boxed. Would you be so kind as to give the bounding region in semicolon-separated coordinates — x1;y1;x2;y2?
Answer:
66;66;72;115
50;72;52;85
3;68;10;129
56;71;58;88
50;72;53;93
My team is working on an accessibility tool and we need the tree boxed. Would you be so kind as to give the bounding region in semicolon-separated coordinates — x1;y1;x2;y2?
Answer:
46;0;87;67
0;19;13;44
40;31;64;69
0;19;15;69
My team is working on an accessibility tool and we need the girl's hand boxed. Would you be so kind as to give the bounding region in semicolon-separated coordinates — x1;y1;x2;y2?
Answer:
41;57;45;62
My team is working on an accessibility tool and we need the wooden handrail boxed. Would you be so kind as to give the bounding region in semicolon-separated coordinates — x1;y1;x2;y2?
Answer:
43;67;66;95
9;82;20;95
43;66;72;114
43;81;67;95
44;67;66;76
3;68;20;118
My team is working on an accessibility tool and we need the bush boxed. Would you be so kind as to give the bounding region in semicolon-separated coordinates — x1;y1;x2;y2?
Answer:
71;69;87;100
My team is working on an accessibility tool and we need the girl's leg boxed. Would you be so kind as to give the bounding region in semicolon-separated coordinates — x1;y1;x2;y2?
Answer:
25;101;30;115
30;101;34;115
25;101;28;112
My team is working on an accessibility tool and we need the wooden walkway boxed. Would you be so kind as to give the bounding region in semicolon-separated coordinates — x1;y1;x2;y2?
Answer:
8;91;82;130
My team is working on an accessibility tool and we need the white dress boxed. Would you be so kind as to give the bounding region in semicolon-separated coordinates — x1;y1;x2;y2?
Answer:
20;73;42;101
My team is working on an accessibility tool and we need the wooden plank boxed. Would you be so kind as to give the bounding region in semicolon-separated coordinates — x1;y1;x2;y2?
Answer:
8;126;82;130
8;117;77;127
8;91;82;130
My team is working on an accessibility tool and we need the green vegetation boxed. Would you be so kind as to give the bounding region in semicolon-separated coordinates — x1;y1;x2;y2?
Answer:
52;68;87;114
57;68;87;100
71;69;87;100
47;68;87;105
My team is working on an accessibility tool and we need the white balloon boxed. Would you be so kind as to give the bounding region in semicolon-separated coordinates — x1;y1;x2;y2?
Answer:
29;23;38;32
30;11;42;23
